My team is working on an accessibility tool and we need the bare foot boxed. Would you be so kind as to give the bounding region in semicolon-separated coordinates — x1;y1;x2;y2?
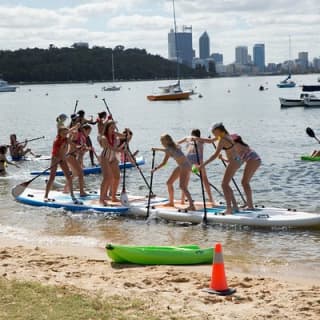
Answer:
99;200;108;206
111;197;121;203
163;202;174;207
80;192;89;197
222;209;233;215
185;205;196;211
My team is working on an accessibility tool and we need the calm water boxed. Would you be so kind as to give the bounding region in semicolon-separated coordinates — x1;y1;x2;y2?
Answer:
0;75;319;280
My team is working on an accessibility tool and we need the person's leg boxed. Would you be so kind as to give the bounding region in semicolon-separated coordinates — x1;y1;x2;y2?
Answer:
44;161;58;199
100;159;111;205
165;167;180;206
179;168;195;210
60;161;75;200
221;162;240;214
110;161;120;202
241;160;261;209
201;168;215;204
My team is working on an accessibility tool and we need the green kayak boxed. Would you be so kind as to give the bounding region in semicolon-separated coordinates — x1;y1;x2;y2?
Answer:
301;155;320;161
106;244;213;265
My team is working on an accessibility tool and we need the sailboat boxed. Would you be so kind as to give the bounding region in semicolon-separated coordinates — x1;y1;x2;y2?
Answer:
277;37;296;88
102;52;121;91
147;0;191;101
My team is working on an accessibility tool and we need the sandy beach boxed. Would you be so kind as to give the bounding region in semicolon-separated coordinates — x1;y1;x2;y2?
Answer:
0;236;319;319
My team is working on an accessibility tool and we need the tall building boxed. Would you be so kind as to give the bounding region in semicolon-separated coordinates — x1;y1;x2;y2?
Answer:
168;26;193;67
199;31;210;59
211;53;223;65
235;46;248;65
298;52;309;69
253;43;265;72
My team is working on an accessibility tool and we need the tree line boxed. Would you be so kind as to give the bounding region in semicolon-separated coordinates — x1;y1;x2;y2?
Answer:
0;46;214;83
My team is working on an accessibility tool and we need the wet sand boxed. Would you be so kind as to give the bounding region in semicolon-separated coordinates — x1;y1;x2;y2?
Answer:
0;236;319;319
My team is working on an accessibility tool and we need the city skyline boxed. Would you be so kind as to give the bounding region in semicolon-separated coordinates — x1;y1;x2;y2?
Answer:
0;0;319;64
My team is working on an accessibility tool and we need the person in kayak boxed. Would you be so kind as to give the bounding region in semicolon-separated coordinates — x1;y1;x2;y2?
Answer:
196;123;240;215
9;134;35;160
44;125;81;204
0;145;19;174
152;134;195;211
229;134;261;210
178;129;216;206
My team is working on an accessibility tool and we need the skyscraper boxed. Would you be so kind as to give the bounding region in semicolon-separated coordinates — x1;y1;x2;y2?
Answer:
168;26;193;67
298;52;308;69
253;43;265;72
235;46;248;65
199;31;210;59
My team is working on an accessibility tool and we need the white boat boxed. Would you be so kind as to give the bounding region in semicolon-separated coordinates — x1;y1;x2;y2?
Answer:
304;95;320;107
279;93;315;107
0;79;17;92
146;0;191;102
102;52;121;91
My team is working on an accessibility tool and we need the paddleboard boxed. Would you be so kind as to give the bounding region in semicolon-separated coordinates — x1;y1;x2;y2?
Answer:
132;201;320;228
14;187;166;214
30;156;145;176
10;155;51;162
301;155;320;161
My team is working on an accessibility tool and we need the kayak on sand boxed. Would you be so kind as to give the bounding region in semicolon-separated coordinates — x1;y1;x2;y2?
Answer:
106;243;213;265
29;156;145;176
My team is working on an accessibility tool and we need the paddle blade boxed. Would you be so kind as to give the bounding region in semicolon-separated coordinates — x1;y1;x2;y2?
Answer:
11;181;29;198
306;127;315;138
120;191;129;207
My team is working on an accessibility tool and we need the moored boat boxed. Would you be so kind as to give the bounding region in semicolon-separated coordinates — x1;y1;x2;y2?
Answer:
279;93;315;107
106;243;213;265
0;79;17;92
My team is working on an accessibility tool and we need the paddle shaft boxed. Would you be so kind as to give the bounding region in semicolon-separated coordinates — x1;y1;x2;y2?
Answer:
146;149;156;218
8;136;45;147
194;141;207;224
102;98;113;119
73;100;79;114
211;139;246;204
122;136;127;193
194;172;223;197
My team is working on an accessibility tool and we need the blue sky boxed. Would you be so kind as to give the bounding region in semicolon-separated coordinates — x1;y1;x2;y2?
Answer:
0;0;319;64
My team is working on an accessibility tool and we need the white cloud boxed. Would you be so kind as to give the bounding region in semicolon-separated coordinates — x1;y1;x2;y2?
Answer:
0;0;319;64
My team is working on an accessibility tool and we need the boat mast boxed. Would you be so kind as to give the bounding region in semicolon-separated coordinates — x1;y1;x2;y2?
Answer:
288;36;291;77
172;0;180;86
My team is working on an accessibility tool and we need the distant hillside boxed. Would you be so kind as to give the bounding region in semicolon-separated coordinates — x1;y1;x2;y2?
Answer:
0;46;213;83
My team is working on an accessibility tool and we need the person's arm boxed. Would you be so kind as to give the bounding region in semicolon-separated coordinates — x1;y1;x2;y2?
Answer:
193;136;218;144
152;152;170;172
151;147;166;152
5;156;19;168
177;136;189;144
199;140;224;169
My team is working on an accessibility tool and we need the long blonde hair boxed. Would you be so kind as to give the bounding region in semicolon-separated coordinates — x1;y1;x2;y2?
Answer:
160;134;176;148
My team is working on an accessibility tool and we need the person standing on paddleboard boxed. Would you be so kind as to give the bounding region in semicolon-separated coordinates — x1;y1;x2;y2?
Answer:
178;129;217;206
44;125;80;204
229;134;261;210
196;123;240;215
152;134;195;211
0;145;19;174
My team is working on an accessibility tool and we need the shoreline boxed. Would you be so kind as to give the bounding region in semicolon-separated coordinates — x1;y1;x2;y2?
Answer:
0;235;319;319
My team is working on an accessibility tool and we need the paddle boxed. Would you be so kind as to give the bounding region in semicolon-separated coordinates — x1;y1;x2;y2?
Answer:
211;138;246;204
146;149;156;218
194;141;207;224
306;127;320;143
73;100;79;114
120;135;129;206
7;136;45;148
102;98;113;119
11;151;76;198
193;172;223;197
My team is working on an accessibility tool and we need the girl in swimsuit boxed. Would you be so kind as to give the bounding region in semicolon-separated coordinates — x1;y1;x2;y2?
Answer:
178;129;216;206
44;125;80;203
0;145;19;174
152;134;195;211
9;134;35;160
99;120;126;203
230;134;261;210
196;123;240;215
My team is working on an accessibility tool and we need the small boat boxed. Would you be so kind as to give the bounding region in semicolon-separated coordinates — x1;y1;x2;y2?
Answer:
304;95;320;108
0;79;17;92
301;155;320;161
102;52;121;91
106;243;213;265
147;82;191;101
30;156;145;176
279;93;315;107
277;75;296;88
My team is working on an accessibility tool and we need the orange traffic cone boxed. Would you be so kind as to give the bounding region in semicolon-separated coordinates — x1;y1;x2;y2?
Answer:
203;243;236;296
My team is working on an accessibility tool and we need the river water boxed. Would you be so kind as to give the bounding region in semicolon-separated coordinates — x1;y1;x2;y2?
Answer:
0;75;319;280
